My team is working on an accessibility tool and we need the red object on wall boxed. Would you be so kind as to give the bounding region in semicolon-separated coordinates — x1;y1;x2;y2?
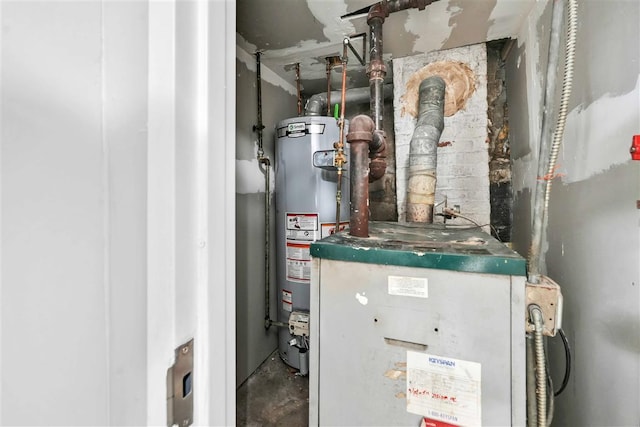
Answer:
631;135;640;160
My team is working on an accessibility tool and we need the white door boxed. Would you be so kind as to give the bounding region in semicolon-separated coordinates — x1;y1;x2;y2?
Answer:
0;1;235;425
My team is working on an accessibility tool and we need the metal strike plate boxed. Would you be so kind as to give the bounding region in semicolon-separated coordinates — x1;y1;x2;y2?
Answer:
313;150;337;170
167;339;194;427
526;276;563;337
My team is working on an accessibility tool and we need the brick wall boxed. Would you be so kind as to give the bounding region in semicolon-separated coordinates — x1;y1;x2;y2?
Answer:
393;44;490;226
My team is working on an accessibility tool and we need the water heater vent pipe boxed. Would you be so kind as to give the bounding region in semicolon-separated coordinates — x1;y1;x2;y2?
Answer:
304;84;393;117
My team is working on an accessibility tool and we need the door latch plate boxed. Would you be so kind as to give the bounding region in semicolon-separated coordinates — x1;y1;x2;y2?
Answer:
167;339;194;427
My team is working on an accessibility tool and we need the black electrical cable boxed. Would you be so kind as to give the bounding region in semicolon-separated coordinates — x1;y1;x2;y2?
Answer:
554;328;572;397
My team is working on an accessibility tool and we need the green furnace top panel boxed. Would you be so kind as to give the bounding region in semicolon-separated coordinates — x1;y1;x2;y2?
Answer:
310;221;526;276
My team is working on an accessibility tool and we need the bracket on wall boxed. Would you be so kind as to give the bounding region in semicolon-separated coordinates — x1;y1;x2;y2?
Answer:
167;339;194;427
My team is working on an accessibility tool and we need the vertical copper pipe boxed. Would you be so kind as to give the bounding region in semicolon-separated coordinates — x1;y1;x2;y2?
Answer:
335;40;349;232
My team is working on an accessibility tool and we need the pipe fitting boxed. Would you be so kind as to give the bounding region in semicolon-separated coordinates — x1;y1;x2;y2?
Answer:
370;129;386;153
369;157;387;182
368;130;387;182
367;2;389;21
366;60;387;80
346;115;375;143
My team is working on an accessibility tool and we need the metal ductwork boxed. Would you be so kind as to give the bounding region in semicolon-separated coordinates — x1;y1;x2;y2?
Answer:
406;76;446;223
305;84;393;117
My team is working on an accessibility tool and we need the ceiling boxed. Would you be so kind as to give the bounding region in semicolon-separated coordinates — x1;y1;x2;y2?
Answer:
237;0;535;95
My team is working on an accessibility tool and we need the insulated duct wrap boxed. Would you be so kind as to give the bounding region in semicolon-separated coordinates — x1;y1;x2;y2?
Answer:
406;76;446;223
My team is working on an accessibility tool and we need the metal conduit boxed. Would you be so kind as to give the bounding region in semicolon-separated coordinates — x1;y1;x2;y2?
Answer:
529;0;577;283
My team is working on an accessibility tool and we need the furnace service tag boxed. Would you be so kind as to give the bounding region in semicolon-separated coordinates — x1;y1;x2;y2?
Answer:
406;352;482;426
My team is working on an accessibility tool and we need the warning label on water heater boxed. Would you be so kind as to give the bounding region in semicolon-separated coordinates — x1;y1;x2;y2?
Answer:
286;213;318;241
285;213;318;283
406;352;482;426
282;289;292;312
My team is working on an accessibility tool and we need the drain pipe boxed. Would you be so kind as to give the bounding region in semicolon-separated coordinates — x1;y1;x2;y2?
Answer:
253;52;272;330
347;115;384;237
347;0;440;237
406;76;446;223
367;0;438;130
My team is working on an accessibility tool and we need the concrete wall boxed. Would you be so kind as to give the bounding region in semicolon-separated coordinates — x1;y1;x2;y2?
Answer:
1;1;236;425
507;1;640;425
235;46;297;385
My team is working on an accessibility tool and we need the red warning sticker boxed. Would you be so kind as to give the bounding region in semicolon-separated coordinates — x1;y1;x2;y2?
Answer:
420;417;459;427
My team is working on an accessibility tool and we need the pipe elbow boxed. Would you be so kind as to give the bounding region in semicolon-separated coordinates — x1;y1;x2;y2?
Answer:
368;131;387;181
367;2;388;23
369;158;387;182
304;94;325;116
346;114;375;143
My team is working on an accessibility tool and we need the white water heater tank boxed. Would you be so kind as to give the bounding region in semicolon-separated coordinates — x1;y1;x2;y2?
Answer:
275;116;349;370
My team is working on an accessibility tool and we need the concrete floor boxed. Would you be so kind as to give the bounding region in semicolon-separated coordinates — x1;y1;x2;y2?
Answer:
237;350;309;427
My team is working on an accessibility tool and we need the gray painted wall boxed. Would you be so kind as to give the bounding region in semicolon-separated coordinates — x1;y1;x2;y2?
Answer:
507;1;640;425
235;52;297;385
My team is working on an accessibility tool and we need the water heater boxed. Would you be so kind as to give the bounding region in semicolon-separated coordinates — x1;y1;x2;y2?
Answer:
275;116;349;371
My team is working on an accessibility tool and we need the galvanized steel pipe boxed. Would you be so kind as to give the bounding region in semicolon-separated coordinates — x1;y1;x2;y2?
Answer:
406;76;446;223
254;51;273;329
304;85;393;117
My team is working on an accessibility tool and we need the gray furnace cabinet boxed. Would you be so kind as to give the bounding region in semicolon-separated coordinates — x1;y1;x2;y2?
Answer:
309;221;527;426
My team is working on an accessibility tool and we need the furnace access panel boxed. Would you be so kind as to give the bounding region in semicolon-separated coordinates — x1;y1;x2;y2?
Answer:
309;222;527;426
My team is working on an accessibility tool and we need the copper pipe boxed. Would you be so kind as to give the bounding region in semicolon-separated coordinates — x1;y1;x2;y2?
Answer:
325;56;341;116
326;60;332;116
327;61;332;116
335;39;349;232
